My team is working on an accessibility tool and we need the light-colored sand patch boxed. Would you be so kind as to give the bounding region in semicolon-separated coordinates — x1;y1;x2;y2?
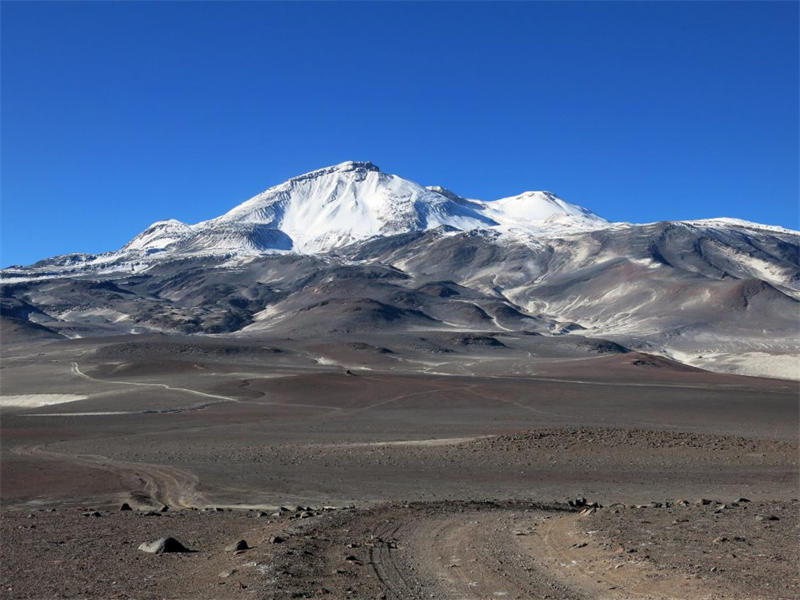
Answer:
211;372;293;379
324;436;490;448
670;350;800;381
0;394;88;408
24;411;134;417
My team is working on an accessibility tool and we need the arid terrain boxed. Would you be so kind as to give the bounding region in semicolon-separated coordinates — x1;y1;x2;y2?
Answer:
1;334;797;599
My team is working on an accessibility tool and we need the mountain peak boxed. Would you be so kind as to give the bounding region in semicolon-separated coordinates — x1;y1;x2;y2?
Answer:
486;190;607;225
121;164;609;256
287;161;380;184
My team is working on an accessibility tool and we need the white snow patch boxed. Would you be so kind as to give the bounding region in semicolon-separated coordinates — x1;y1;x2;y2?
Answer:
315;356;341;366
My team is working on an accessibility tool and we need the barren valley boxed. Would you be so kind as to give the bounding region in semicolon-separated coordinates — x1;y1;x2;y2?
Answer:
1;334;797;599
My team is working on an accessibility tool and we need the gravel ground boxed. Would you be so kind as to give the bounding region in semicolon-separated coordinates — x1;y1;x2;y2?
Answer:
579;498;800;600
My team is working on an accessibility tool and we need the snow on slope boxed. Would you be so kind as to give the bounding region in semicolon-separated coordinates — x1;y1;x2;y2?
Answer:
124;219;192;251
480;191;605;229
208;161;499;252
124;161;608;256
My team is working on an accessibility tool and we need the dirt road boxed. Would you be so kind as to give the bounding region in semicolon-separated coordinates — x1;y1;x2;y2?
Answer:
258;501;768;600
11;443;210;509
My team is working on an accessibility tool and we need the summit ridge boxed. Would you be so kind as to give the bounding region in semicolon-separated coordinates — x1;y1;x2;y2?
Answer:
123;162;608;255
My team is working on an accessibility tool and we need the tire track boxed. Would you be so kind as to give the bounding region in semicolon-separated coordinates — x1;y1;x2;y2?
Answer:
71;361;241;406
352;504;719;600
12;443;210;509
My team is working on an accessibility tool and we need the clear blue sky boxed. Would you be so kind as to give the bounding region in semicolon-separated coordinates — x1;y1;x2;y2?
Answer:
2;1;798;266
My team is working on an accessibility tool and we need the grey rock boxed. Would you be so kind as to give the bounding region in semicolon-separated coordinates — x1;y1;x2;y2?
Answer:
225;540;249;552
137;537;190;554
755;514;779;521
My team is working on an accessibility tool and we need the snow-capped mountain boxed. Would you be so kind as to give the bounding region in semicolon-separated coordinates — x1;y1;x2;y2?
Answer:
123;161;607;256
2;161;798;380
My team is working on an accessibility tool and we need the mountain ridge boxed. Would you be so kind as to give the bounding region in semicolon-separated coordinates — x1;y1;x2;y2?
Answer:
122;160;608;257
2;161;798;381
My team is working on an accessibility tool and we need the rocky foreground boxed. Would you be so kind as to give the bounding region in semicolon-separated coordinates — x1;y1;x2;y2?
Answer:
2;497;797;600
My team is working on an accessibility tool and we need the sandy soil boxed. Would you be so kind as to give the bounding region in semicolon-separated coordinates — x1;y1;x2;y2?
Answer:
1;335;797;599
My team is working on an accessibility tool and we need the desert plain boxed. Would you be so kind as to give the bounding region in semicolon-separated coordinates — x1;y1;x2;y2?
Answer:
1;332;797;599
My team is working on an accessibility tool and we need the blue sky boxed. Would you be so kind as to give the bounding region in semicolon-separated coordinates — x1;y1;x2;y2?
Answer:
2;1;798;266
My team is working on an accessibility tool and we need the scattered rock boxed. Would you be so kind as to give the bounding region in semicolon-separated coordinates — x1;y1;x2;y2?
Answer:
755;514;779;521
713;536;729;544
568;497;601;508
736;497;751;503
219;569;237;579
270;536;285;544
159;504;170;513
119;503;132;511
696;498;712;506
137;537;190;554
225;540;249;552
82;511;102;518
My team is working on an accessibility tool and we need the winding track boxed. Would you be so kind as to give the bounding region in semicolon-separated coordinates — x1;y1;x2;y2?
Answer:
356;506;714;600
12;444;209;508
70;361;242;407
